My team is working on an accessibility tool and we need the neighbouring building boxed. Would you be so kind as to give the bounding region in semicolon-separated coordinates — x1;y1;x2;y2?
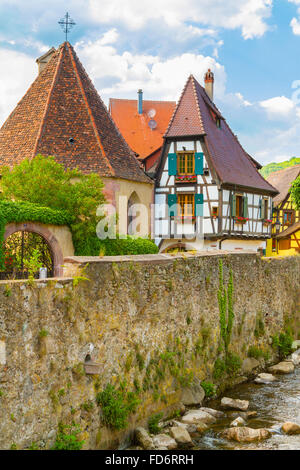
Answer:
0;42;153;237
266;165;300;257
109;92;176;174
154;71;278;253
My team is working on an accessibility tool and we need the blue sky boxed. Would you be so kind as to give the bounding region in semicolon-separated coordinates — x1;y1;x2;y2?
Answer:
0;0;300;165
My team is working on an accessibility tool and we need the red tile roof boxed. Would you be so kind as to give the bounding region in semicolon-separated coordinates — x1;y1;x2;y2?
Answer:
165;75;277;194
266;164;300;207
0;42;151;184
109;98;176;160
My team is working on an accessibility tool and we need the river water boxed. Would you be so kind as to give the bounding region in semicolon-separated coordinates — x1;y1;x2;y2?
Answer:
194;367;300;450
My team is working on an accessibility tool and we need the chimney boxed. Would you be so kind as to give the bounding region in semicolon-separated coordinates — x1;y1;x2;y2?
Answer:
36;47;56;74
204;69;214;101
138;89;143;114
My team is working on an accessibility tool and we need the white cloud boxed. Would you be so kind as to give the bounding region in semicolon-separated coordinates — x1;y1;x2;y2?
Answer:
290;17;300;34
259;96;295;118
0;48;36;125
75;35;227;103
88;0;272;39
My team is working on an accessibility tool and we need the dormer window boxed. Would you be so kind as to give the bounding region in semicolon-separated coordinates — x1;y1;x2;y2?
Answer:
210;109;221;128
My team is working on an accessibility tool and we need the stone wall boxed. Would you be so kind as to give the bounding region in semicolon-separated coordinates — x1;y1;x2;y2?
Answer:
0;252;299;449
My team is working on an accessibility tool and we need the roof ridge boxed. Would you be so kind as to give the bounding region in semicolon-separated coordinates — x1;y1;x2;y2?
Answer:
110;98;176;104
191;75;205;134
33;46;63;158
164;75;193;137
66;42;115;176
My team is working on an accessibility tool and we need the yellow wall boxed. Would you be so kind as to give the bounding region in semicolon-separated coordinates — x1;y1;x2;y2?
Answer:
266;194;300;257
102;177;154;237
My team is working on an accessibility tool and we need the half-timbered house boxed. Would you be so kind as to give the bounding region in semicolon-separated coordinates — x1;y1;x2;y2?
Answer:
265;165;300;256
154;71;278;252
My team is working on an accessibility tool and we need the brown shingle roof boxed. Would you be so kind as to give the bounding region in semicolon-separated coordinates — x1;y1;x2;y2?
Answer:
275;220;300;239
0;42;151;184
165;75;277;195
266;165;300;207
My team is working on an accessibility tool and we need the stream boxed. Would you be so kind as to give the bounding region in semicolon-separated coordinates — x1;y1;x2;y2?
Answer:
194;367;300;450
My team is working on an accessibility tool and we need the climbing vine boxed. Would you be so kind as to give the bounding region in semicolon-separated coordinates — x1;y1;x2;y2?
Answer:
218;260;234;354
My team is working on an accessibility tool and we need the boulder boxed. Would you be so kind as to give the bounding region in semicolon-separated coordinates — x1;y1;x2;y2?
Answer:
254;373;277;384
220;397;249;411
222;427;271;442
199;407;225;418
227;411;257;420
230;417;246;427
171;420;197;434
182;410;216;425
268;361;295;375
291;340;300;351
281;422;300;435
169;426;193;446
195;422;209;434
135;427;155;450
181;383;205;406
291;353;300;366
153;434;177;450
242;358;260;374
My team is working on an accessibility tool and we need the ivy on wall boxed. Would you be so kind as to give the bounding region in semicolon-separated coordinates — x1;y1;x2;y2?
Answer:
0;200;72;269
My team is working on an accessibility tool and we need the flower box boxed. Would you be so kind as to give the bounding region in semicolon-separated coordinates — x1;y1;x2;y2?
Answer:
175;216;196;223
175;175;197;183
234;217;248;224
263;219;273;226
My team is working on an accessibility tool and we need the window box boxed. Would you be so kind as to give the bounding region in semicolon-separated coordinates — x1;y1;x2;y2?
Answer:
175;174;197;183
234;216;248;224
174;215;196;223
263;219;273;226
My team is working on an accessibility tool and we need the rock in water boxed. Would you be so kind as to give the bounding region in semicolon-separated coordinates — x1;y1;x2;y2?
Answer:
222;427;271;442
169;426;193;446
135;427;154;450
153;434;177;450
268;362;295;374
254;373;277;384
181;383;205;406
281;422;300;435
221;397;249;411
291;340;300;351
182;410;217;425
230;417;246;427
199;407;225;418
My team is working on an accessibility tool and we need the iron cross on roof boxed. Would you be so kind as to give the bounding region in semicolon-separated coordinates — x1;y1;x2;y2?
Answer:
58;12;76;42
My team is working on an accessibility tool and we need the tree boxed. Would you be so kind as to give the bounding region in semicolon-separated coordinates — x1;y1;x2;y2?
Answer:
0;155;106;254
290;175;300;209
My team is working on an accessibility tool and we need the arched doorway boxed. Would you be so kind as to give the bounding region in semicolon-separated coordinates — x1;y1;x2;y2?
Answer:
127;192;141;235
2;222;64;279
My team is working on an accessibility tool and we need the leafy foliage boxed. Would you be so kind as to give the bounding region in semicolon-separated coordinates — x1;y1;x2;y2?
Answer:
148;412;163;434
272;331;293;359
51;423;84;450
218;260;234;354
96;383;140;430
291;175;300;209
201;381;216;398
260;156;300;179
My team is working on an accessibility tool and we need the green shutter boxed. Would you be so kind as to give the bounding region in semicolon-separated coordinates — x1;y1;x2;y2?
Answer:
243;196;248;218
195;193;204;216
231;194;236;217
168;194;177;216
195;152;204;175
168;153;177;176
259;198;264;219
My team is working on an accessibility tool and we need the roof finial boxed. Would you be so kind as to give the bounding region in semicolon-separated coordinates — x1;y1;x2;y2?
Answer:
58;12;76;42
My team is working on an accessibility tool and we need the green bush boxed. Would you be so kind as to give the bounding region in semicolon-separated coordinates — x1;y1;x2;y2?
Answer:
248;346;269;360
51;423;84;450
272;331;293;359
225;352;242;375
148;412;163;434
97;236;158;256
201;381;216;398
96;384;140;430
213;358;226;380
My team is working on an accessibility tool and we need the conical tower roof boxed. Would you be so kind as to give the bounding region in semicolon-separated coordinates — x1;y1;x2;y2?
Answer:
164;74;277;194
0;42;150;183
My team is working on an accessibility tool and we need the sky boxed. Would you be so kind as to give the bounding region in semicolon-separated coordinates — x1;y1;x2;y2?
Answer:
0;0;300;165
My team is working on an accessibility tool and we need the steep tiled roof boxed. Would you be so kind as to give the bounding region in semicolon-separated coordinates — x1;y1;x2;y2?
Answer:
109;98;176;160
266;164;300;207
165;75;277;194
0;42;151;184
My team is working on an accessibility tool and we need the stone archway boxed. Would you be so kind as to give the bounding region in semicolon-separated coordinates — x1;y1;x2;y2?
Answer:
4;222;64;277
127;191;141;235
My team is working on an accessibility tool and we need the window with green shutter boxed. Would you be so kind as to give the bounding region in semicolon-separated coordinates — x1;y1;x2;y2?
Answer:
242;196;248;218
231;194;236;217
167;193;177;216
168;153;177;176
